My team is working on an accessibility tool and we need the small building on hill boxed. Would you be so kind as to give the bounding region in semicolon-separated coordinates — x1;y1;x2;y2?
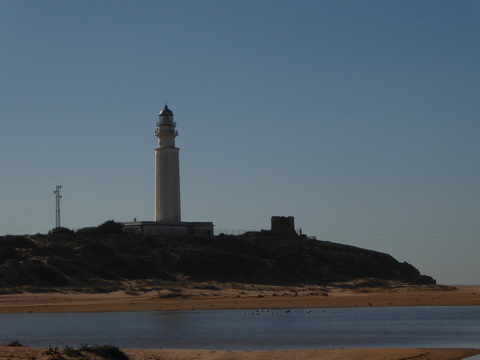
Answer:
123;220;213;237
271;216;298;237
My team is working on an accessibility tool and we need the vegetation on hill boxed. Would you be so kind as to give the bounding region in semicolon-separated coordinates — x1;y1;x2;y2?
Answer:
0;221;435;292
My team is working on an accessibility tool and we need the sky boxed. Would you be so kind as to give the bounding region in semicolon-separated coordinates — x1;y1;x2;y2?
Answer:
1;0;479;285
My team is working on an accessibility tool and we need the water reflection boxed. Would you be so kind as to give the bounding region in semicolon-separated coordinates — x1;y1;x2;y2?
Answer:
0;306;479;350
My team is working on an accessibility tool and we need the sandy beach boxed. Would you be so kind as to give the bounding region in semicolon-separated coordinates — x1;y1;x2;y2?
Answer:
0;283;479;359
0;346;479;360
0;283;478;314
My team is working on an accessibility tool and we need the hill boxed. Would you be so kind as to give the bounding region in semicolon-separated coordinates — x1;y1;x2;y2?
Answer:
0;229;435;292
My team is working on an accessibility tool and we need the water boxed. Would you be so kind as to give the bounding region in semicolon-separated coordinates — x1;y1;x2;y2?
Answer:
0;306;479;350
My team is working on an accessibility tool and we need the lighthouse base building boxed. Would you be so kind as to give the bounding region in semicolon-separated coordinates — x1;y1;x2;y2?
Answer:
124;105;214;237
123;220;213;237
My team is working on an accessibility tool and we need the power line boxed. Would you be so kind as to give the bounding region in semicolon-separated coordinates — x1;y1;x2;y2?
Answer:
0;194;51;230
311;223;480;231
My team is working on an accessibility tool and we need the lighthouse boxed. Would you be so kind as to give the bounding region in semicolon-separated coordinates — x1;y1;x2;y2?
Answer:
155;105;181;222
123;104;213;237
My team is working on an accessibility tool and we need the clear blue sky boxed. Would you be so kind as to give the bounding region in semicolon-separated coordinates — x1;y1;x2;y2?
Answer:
1;0;479;284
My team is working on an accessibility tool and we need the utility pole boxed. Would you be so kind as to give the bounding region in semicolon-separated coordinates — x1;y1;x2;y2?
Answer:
53;185;62;228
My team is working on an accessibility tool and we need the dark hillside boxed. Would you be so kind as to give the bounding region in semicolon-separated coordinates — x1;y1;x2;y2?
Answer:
0;232;435;291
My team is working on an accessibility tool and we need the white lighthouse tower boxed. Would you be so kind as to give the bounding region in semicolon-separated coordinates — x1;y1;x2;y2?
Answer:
123;104;213;237
155;105;181;222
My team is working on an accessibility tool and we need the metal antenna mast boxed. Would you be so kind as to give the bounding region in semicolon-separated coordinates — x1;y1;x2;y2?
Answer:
53;185;62;228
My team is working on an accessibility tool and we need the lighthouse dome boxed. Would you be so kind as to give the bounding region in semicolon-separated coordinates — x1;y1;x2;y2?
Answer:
159;105;173;117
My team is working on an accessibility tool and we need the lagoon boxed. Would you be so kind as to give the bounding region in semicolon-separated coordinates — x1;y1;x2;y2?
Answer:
0;306;479;350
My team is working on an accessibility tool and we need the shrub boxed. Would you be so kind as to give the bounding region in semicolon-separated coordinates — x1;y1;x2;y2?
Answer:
63;345;83;357
76;220;124;237
48;227;76;243
97;220;124;235
0;247;17;264
80;344;130;360
0;236;37;249
7;339;23;347
44;346;61;355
